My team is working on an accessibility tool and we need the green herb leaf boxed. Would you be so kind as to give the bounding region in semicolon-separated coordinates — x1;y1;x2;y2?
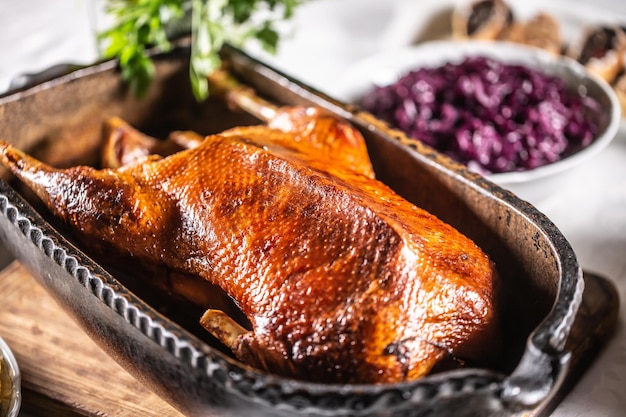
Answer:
99;0;305;100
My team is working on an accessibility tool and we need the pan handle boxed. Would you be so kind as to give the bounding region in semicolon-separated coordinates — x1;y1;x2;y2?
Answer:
500;343;571;411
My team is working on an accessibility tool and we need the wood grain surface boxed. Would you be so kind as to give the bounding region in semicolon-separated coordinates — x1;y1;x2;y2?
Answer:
0;261;184;417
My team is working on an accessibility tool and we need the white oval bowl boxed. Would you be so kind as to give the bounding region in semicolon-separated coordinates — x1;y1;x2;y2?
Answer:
333;40;621;203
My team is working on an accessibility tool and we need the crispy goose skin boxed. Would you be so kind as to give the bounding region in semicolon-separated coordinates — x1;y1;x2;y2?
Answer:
0;107;499;383
102;116;205;168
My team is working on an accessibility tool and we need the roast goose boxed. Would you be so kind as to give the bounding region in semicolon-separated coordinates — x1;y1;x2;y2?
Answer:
0;99;500;384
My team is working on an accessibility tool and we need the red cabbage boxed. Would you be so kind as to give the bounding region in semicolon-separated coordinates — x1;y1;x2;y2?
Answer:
360;56;602;174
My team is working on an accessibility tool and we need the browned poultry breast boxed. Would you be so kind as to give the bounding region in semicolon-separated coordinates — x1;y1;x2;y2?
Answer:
0;106;499;384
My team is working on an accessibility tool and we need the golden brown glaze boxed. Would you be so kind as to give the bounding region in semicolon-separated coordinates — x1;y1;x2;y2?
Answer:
0;107;499;384
101;117;205;169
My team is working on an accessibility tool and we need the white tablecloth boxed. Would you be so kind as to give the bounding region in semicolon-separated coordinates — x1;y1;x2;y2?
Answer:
1;1;625;416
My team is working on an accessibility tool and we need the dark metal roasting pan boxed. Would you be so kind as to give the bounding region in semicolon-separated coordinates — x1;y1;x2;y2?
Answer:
0;43;617;417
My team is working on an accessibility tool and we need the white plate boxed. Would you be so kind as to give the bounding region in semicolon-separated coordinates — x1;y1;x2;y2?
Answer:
331;41;621;202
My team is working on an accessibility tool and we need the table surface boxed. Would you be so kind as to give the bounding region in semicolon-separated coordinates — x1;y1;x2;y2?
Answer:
1;1;625;416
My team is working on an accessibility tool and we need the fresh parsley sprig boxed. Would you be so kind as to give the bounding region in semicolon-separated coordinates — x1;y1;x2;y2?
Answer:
99;0;303;100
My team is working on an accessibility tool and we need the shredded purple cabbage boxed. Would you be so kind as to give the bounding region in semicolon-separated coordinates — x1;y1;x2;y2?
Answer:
360;56;602;174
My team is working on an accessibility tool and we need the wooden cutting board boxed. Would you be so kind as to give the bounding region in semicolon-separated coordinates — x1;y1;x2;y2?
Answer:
0;261;183;417
0;261;619;417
